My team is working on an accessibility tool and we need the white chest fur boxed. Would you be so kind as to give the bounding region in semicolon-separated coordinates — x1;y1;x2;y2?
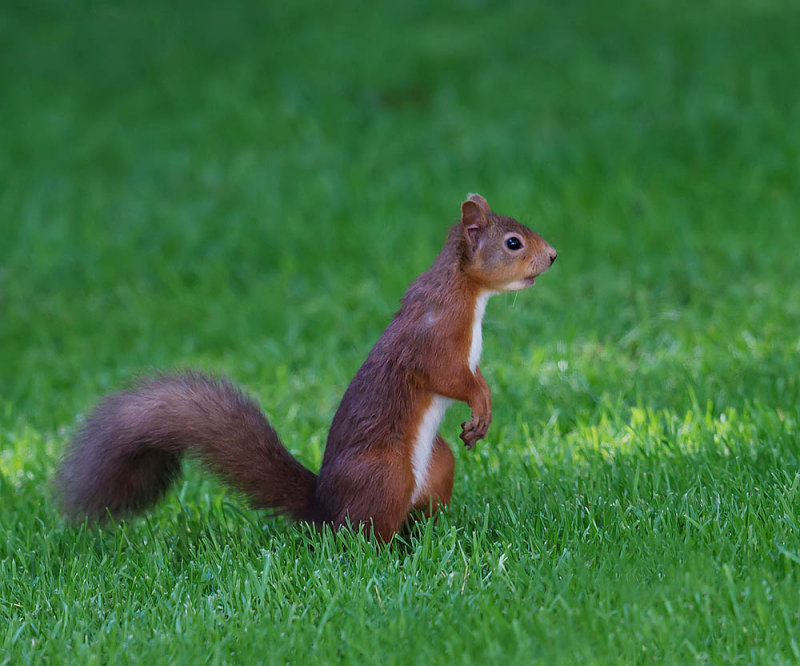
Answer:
468;290;492;373
410;291;494;503
410;393;452;503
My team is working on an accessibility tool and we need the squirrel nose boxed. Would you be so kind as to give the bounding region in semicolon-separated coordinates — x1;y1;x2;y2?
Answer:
548;248;557;265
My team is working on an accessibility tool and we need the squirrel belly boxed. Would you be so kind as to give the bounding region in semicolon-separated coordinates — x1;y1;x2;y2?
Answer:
408;289;493;506
55;194;557;542
409;394;452;505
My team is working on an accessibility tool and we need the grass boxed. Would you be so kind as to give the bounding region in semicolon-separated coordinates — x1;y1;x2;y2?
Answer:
2;0;800;663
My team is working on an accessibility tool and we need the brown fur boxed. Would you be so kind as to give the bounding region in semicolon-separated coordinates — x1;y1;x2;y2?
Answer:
55;194;556;542
410;435;455;518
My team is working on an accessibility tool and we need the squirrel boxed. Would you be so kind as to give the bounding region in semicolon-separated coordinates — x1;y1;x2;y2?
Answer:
55;194;557;542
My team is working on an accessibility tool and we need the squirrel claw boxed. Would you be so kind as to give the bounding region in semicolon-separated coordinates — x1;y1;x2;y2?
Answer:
460;417;488;450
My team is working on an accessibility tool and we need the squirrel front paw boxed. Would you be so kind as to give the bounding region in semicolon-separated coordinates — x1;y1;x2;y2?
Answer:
459;416;489;450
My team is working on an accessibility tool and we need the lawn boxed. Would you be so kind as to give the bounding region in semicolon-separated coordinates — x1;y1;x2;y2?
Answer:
2;0;800;663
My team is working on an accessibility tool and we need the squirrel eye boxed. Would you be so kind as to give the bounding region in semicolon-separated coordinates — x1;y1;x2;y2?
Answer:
505;236;522;251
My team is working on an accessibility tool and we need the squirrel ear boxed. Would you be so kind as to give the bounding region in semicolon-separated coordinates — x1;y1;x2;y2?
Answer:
461;199;488;250
467;192;491;213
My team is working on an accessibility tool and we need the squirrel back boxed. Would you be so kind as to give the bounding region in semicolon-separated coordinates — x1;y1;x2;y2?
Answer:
56;194;556;541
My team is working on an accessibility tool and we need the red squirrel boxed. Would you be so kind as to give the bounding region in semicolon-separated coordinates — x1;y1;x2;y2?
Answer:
56;194;557;542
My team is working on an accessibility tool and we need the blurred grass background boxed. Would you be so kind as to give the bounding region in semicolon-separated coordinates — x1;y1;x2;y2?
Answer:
2;0;800;663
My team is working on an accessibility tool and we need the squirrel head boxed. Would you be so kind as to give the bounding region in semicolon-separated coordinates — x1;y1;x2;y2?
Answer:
460;193;557;292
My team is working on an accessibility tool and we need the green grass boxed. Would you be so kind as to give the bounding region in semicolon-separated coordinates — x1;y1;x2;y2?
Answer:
2;0;800;663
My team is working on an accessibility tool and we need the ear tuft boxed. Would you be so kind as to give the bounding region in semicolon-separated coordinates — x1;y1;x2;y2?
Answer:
467;193;491;213
461;199;488;251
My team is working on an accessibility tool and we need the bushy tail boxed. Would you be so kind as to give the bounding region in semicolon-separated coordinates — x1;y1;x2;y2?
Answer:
55;372;319;521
